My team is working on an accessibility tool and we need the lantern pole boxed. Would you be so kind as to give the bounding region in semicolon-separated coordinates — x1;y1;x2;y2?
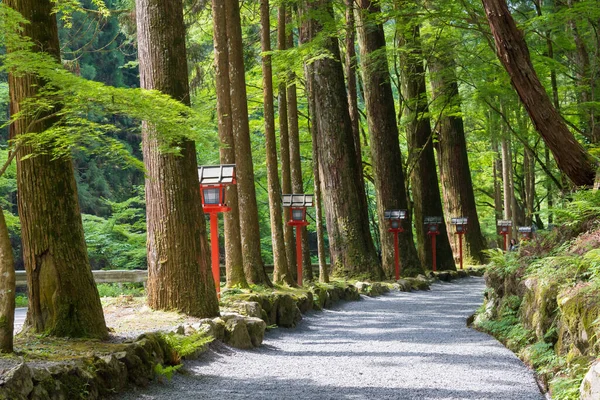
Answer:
296;225;303;286
458;233;463;270
394;230;400;280
210;212;220;296
431;233;437;272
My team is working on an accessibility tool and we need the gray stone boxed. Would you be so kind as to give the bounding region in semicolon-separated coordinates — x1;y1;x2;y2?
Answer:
276;295;302;328
230;301;263;319
581;360;600;400
223;317;252;349
245;317;267;347
0;363;33;400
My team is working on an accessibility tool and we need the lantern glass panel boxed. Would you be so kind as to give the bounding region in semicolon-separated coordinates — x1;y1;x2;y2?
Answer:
390;220;400;229
203;187;221;205
456;225;464;233
429;225;438;232
292;209;304;221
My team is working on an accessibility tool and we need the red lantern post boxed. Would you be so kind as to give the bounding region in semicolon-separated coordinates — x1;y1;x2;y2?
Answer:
283;194;314;286
498;220;513;251
425;217;442;272
199;165;236;297
451;217;468;270
385;210;407;280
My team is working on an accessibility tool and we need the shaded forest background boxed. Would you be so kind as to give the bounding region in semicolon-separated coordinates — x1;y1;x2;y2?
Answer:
0;0;598;271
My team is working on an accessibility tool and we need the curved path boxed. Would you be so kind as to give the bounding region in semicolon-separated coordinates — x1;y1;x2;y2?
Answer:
121;277;545;400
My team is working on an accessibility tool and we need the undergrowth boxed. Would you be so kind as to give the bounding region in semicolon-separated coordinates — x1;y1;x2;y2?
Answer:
476;189;600;399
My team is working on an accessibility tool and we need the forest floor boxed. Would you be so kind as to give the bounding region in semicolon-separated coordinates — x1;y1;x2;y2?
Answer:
116;277;546;400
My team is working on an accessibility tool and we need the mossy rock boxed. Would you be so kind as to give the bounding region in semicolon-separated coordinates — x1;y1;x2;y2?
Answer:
556;283;600;357
293;292;314;314
275;294;302;328
520;278;559;343
581;360;600;400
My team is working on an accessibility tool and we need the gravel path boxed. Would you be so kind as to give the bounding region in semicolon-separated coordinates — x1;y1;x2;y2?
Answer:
120;277;545;400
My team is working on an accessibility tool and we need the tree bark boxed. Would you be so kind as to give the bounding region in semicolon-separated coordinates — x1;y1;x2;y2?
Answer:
356;1;422;277
288;18;313;283
482;0;596;186
212;0;248;288
397;17;455;272
428;49;487;264
7;0;108;338
278;5;297;280
301;0;382;280
136;0;219;317
0;206;15;352
307;69;329;283
225;0;271;285
260;0;293;285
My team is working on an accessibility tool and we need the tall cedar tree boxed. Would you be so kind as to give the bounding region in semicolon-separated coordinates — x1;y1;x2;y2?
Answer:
397;15;456;271
225;0;271;285
288;17;313;283
211;0;248;288
344;0;369;231
6;0;108;338
355;1;423;277
481;0;596;187
278;5;297;279
259;0;294;285
306;64;329;283
136;0;219;316
301;0;383;280
427;35;487;263
0;202;14;351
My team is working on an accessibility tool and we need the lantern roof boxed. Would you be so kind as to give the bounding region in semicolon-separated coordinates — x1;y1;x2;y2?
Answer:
424;216;443;225
451;217;468;225
498;219;513;227
198;164;236;185
384;209;407;220
282;194;314;207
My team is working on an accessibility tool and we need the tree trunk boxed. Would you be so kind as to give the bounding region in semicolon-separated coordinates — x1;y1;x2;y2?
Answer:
136;0;219;317
481;0;596;186
7;0;108;338
307;70;329;283
225;0;270;285
491;130;503;222
260;0;293;285
397;18;455;272
566;0;600;144
428;47;487;265
212;0;247;288
524;148;535;225
356;1;422;277
0;206;15;352
278;5;297;281
301;0;382;280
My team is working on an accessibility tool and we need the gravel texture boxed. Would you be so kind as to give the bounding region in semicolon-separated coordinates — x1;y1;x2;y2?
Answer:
120;277;545;400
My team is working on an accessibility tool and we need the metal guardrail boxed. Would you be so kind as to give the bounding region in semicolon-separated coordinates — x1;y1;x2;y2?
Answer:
15;264;322;287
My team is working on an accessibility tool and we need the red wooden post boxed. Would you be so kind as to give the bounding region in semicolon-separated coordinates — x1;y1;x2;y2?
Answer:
503;233;508;251
296;225;303;286
394;230;400;280
431;233;437;272
210;212;220;297
458;233;463;270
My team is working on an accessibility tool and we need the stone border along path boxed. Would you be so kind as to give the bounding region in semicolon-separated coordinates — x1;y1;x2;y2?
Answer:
118;277;546;400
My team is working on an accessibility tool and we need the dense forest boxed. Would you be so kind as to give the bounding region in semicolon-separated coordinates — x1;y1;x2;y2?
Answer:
0;0;598;347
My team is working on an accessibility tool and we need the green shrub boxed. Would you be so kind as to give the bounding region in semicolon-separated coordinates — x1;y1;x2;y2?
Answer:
161;332;213;358
96;283;145;297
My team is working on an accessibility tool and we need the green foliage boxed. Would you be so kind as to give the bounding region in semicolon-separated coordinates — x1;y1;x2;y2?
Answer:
552;190;600;229
160;332;213;359
96;283;144;297
153;363;182;382
82;189;146;270
15;294;27;308
483;249;522;277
